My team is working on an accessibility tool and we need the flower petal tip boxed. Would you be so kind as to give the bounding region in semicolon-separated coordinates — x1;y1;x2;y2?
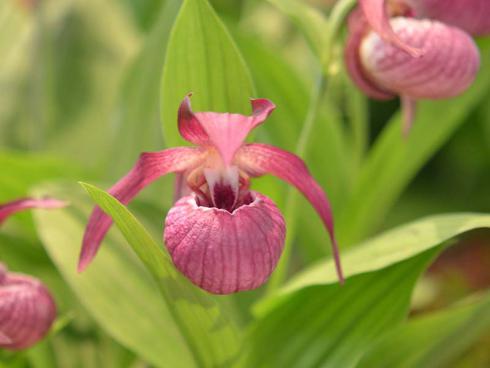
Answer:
401;95;416;138
250;98;276;119
77;258;89;273
330;238;344;285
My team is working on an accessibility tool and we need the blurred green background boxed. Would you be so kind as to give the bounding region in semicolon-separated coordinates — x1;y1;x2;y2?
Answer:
1;0;489;367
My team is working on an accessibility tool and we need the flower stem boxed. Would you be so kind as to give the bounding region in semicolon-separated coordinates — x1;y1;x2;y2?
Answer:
321;0;357;75
265;0;357;295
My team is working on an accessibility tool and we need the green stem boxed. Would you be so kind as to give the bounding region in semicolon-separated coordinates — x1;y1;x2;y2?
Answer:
321;0;357;74
265;0;357;295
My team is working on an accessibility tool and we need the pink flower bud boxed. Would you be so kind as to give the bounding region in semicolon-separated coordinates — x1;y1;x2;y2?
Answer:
0;264;57;350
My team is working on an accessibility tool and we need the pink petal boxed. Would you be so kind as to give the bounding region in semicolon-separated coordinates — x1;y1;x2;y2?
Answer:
360;17;480;99
0;331;11;345
177;95;209;146
408;0;490;36
177;95;275;165
164;193;286;294
0;263;6;283
236;143;344;283
401;95;417;137
359;0;424;57
79;147;204;272
345;6;396;100
0;197;67;225
0;271;56;351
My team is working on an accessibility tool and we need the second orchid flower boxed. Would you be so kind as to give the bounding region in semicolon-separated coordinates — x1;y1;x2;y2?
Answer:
345;0;481;134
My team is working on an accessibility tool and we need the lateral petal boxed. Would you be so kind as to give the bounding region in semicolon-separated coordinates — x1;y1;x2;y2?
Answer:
79;147;203;272
359;0;423;57
237;143;344;283
0;197;66;225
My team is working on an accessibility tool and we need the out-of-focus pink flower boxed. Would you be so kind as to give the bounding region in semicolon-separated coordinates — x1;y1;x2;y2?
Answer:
80;95;344;294
0;197;63;349
0;263;57;350
407;0;490;36
0;197;67;225
345;0;480;134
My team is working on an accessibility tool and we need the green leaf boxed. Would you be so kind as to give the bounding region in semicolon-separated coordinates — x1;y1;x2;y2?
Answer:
79;182;242;368
265;0;328;56
111;0;181;176
359;292;490;368
0;151;83;201
265;213;490;305
247;248;440;368
32;183;197;368
161;0;254;146
246;213;490;368
337;40;490;246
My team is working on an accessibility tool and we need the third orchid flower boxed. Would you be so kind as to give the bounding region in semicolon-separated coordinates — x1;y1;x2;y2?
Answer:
0;197;63;350
80;95;344;294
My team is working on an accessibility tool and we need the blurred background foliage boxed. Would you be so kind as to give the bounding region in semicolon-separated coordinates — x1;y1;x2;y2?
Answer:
0;0;489;367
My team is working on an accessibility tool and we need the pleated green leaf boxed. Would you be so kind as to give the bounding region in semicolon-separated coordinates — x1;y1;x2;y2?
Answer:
247;213;490;368
247;248;440;368
79;182;242;368
359;292;490;368
32;183;195;368
161;0;254;146
262;213;490;308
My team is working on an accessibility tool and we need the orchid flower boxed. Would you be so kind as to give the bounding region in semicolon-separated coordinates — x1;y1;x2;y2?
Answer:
79;95;344;294
406;0;490;36
0;263;57;350
0;197;63;349
345;0;480;135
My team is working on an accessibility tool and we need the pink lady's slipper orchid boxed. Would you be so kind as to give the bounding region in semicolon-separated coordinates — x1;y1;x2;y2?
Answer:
0;197;63;350
0;263;57;350
345;0;480;134
79;95;344;294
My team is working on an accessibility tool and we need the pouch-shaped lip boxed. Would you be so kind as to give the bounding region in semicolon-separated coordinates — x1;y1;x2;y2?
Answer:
164;192;286;294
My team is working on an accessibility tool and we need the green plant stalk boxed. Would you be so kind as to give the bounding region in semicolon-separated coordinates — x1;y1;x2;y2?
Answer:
321;0;357;75
266;0;357;294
